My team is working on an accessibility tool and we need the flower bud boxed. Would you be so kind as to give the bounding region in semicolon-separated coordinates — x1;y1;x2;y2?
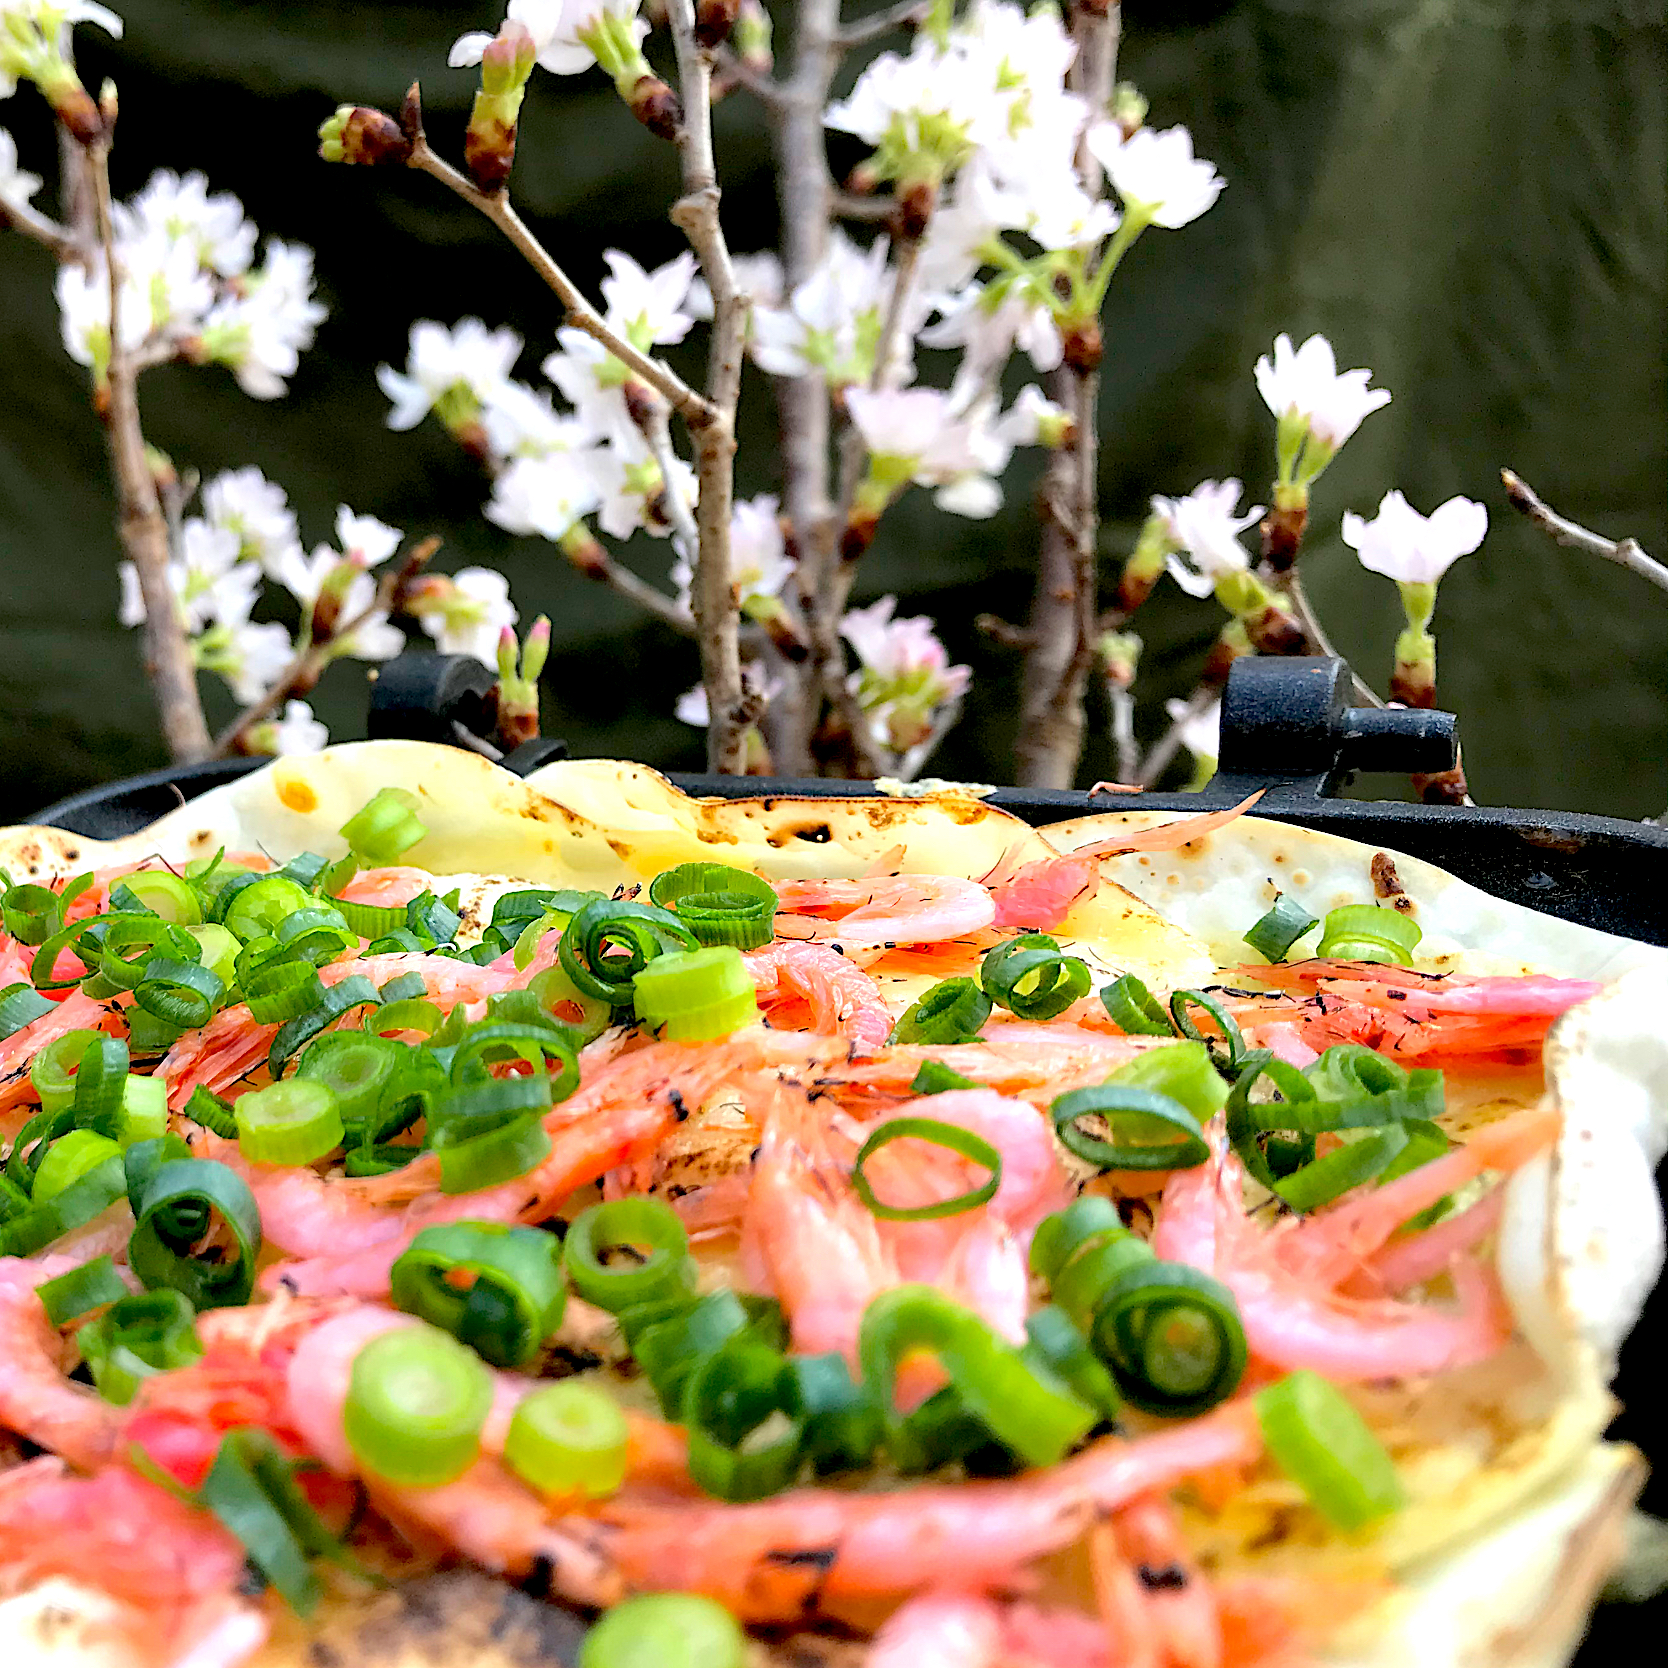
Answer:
1203;620;1251;686
1116;513;1177;614
844;159;881;197
891;177;938;243
696;0;739;48
1061;317;1103;375
560;525;610;580
622;378;665;433
144;446;178;494
1098;631;1141;689
733;0;773;72
318;105;414;167
1258;497;1308;573
1111;81;1147;140
310;557;364;644
481;21;537;95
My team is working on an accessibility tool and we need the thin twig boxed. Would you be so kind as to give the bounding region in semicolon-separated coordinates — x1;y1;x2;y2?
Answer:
711;46;790;110
870;234;919;391
666;0;755;772
87;138;211;762
832;190;898;222
894;692;964;782
0;198;82;261
1283;571;1385;707
835;0;930;48
210;541;437;755
1501;467;1668;596
1138;685;1214;788
587;553;695;633
407;130;715;430
641;399;702;557
1110;683;1139;784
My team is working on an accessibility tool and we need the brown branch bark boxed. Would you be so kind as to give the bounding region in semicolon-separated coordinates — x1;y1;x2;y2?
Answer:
0;196;81;260
667;0;755;773
1501;467;1668;596
1013;3;1118;789
86;139;211;762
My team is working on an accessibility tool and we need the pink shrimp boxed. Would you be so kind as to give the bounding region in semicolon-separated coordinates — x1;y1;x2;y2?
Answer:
0;1254;126;1469
598;1401;1261;1619
743;1088;900;1361
833;1031;1156;1103
868;1591;1120;1668
937;1218;1031;1343
0;989;117;1120
262;1095;678;1299
1070;792;1264;858
1348;1187;1507;1297
335;865;434;907
988;855;1099;930
772;873;997;946
1153;1150;1512;1381
744;940;893;1046
284;1305;625;1604
1250;1022;1319;1069
0;1457;267;1666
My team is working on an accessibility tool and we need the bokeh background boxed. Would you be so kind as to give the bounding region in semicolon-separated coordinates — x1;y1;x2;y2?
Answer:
2;0;1663;820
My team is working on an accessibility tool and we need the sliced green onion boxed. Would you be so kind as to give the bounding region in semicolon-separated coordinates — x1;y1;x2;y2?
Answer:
1377;1117;1450;1189
430;1107;552;1196
33;1129;123;1203
1028;1194;1125;1283
1049;1226;1157;1330
627;1290;758;1420
1021;1304;1121;1422
135;957;225;1028
344;1323;493;1487
98;916;201;993
1273;1125;1411;1213
340;788;426;865
273;906;357;966
684;1340;804;1502
296;1032;405;1131
1244;895;1320;963
851;1116;1002;1220
330;895;402;938
908;1060;979;1095
243;956;326;1024
344;1142;423;1178
198;1426;355;1617
367;997;444;1038
449;1022;580;1104
631;946;759;1041
647;863;778;951
1051;1084;1209;1171
185;924;240;989
365;929;431;955
577;1593;746;1668
0;1153;127;1258
1099;972;1176;1037
406;890;462;946
184;1085;239;1139
117;871;203;925
127;1008;186;1055
30;1028;103;1114
980;933;1092;1021
2;882;64;944
564;1198;696;1313
1107;1039;1232;1122
504;1382;629;1500
0;982;56;1040
122;1133;191;1216
390;1221;566;1370
37;1253;128;1325
321;854;359;897
186;853;253;910
77;1288;202;1405
859;1285;1095;1471
235;1080;345;1167
222;876;316;945
116;1072;169;1147
269;974;383;1073
559;898;698;1004
1315;904;1422;967
1089;1261;1247;1415
783;1352;882;1476
129;1158;262;1309
276;851;330;891
70;1035;129;1128
1256;1369;1404;1530
888;977;992;1045
1169;990;1247;1072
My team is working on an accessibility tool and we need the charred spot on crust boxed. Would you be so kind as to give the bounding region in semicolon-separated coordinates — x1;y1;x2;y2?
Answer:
795;824;833;844
1137;1562;1190;1590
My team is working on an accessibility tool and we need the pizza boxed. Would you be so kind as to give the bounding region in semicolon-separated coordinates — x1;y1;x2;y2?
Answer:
0;739;1662;1668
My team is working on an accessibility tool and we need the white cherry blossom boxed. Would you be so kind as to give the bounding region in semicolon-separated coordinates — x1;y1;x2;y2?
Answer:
114;169;255;277
200;240;326;399
2;2;122;100
267;699;329;755
1153;479;1264;597
334;506;401;567
996;384;1071;448
1342;491;1488;586
449;0;646;80
1;127;42;210
480;380;593;462
841;594;971;753
749;231;897;386
1254;333;1391;452
377;318;522;431
924;282;1062;386
486;451;601;541
416;567;519;663
202;467;300;578
118;520;254;633
673;494;792;613
55;236;213;368
845;387;989;483
601;249;698;349
209;619;294;704
589;421;695;541
1087;123;1224;228
543;329;630;436
1165;696;1221;767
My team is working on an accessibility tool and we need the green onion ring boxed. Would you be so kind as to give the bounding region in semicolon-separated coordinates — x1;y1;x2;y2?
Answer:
1050;1084;1209;1170
1168;989;1247;1072
647;863;778;951
77;1287;203;1405
184;1085;239;1139
1090;1261;1248;1415
128;1158;262;1308
1315;903;1423;967
1098;972;1176;1037
558;898;698;1004
1028;1194;1126;1283
782;1352;882;1477
37;1252;129;1326
1272;1124;1412;1214
0;982;56;1039
504;1381;630;1500
1256;1369;1405;1530
135;957;225;1028
908;1060;979;1096
1105;1039;1231;1121
1243;895;1320;963
343;1323;495;1488
340;789;427;866
29;1028;104;1114
980;934;1092;1021
850;1116;1002;1221
1021;1304;1122;1422
0;1153;128;1258
888;977;992;1045
563;1198;696;1314
269;975;383;1074
683;1340;805;1502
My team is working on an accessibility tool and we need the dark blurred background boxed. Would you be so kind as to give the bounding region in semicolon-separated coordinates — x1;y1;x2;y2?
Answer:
1;0;1663;819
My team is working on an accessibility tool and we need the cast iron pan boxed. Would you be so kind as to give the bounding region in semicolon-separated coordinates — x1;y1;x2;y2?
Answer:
29;654;1667;1658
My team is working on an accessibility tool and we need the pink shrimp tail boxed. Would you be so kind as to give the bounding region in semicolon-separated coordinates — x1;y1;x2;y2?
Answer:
1070;791;1264;858
989;856;1098;930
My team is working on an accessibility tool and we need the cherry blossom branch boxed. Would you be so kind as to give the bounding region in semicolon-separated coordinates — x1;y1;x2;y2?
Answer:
711;46;789;111
86;134;212;763
565;527;695;633
405;121;716;432
1138;683;1213;788
666;0;756;772
1014;5;1119;789
835;0;931;48
1110;683;1139;784
1501;468;1668;597
832;190;898;222
210;539;438;756
1283;572;1385;708
0;195;81;261
640;399;703;557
